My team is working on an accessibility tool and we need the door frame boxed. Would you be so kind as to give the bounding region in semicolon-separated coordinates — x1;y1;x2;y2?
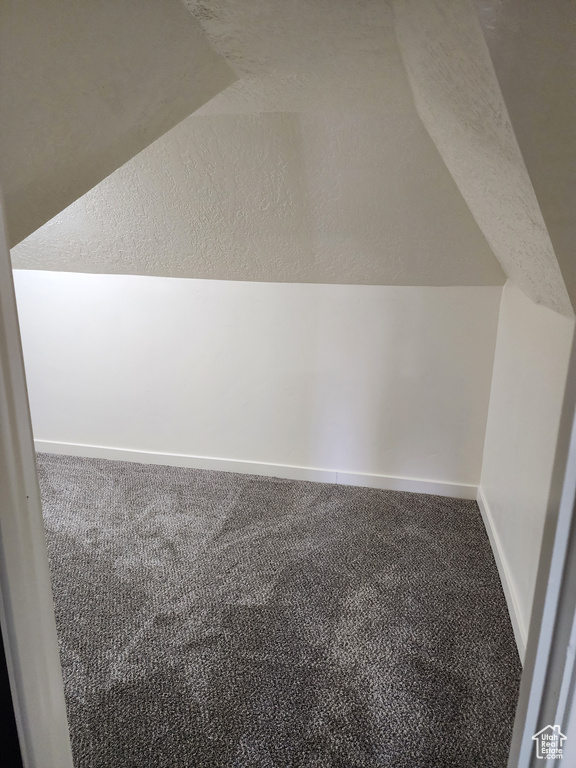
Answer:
0;203;73;768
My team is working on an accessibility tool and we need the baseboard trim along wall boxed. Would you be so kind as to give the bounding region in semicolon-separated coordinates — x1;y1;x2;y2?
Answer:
34;440;478;500
476;485;527;663
36;441;528;656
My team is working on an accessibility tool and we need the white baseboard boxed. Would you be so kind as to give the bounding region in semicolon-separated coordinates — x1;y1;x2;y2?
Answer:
334;471;476;499
34;441;523;657
477;485;527;663
34;440;478;500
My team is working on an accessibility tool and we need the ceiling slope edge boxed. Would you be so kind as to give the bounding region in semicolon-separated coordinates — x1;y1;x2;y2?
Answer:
392;0;574;317
471;0;576;316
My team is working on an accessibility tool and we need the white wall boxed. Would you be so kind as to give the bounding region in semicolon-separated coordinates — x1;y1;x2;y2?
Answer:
478;282;575;659
14;271;501;498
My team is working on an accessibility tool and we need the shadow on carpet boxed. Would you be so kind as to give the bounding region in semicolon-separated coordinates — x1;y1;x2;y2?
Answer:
38;453;521;768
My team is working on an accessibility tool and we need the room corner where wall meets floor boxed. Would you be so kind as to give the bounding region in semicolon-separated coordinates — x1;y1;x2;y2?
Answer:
18;274;574;670
477;282;575;663
37;450;522;767
15;270;576;666
14;272;501;501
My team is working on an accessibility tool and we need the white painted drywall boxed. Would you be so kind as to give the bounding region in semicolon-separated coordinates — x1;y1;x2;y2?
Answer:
13;271;501;490
11;111;504;287
393;0;572;317
479;282;575;650
0;0;235;246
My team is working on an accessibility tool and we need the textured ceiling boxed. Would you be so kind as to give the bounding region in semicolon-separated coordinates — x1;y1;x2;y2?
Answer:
472;0;576;313
393;0;573;316
0;0;235;247
7;0;571;306
185;0;412;114
10;112;503;286
11;0;505;287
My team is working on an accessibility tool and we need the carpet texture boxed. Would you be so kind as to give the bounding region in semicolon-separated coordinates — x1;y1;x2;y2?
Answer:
38;453;521;767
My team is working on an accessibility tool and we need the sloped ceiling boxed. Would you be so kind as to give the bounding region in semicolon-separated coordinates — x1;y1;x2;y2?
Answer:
0;0;236;247
392;0;573;317
472;0;576;315
11;0;504;287
10;111;505;286
186;0;412;114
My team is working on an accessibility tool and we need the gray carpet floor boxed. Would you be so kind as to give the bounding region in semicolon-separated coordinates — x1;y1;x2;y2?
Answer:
38;453;521;768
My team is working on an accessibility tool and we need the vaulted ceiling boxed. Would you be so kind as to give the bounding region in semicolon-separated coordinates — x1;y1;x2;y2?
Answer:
393;0;573;315
0;0;235;247
6;0;573;314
